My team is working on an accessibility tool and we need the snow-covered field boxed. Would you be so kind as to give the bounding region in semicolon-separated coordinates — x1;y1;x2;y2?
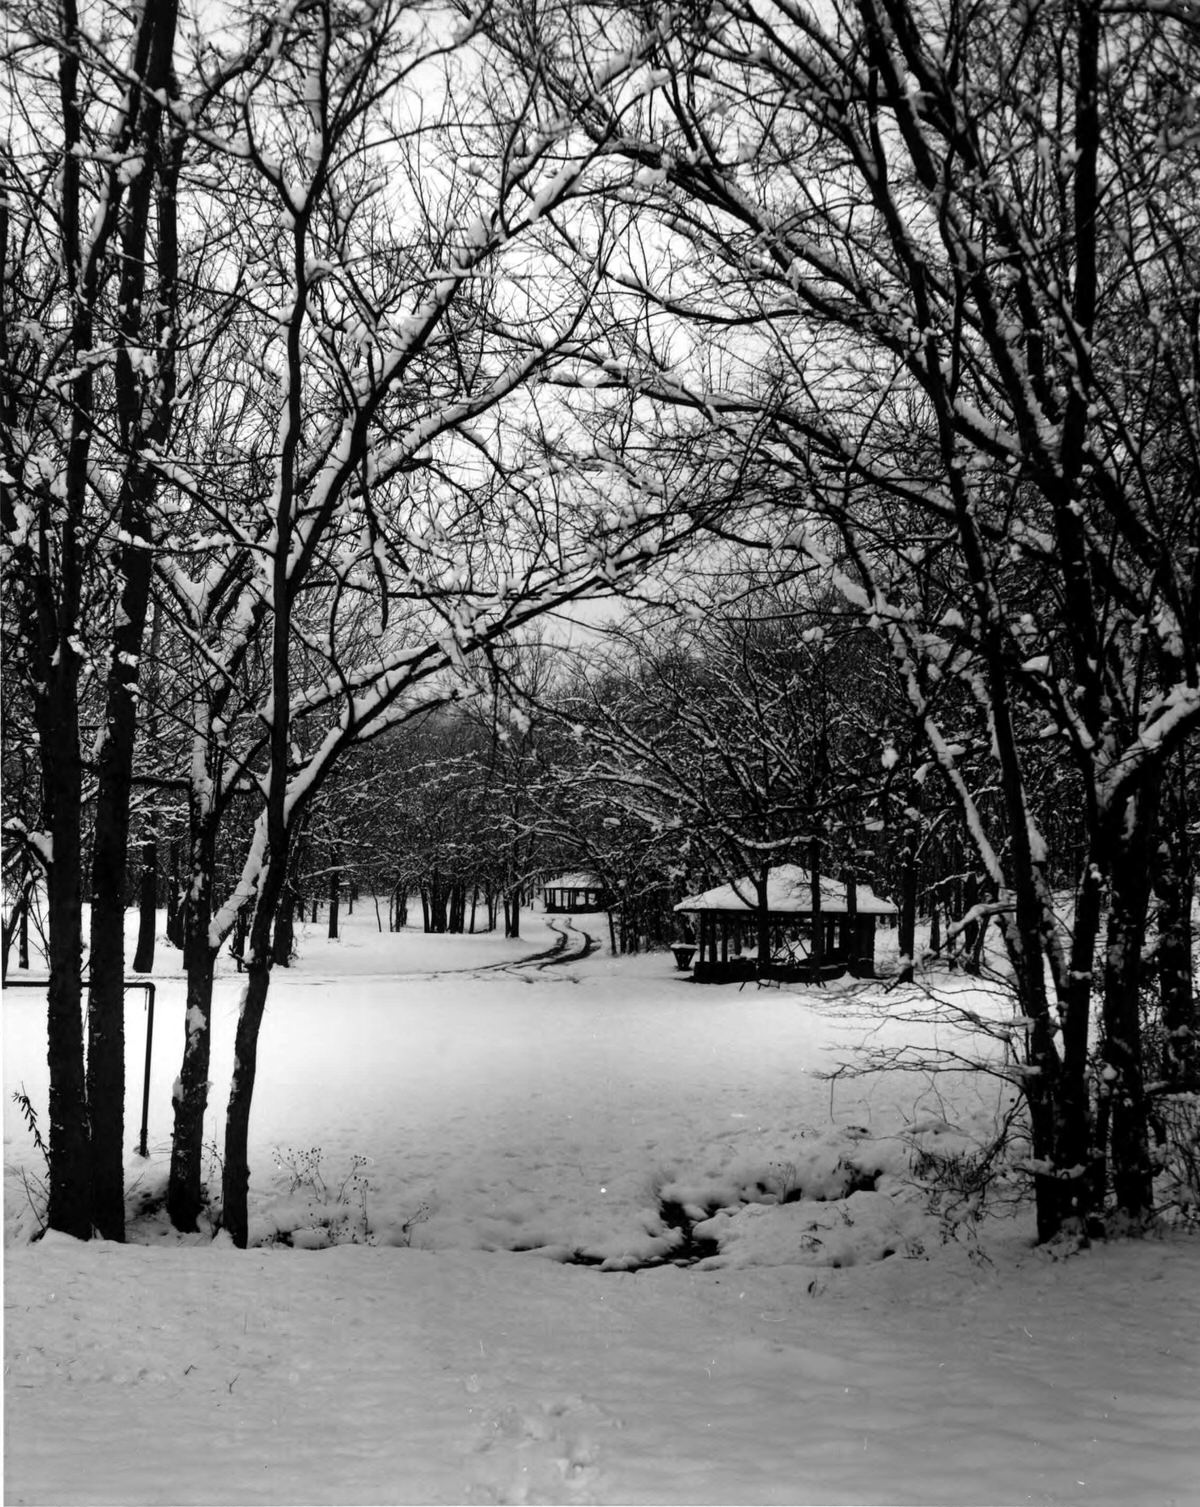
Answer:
4;907;1199;1505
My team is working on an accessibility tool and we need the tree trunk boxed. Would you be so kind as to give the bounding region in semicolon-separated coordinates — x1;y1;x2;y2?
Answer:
961;873;980;973
167;802;219;1230
809;840;824;972
1100;785;1158;1223
221;829;293;1249
42;691;92;1240
87;474;155;1239
273;883;295;966
754;868;770;979
222;956;272;1249
897;820;917;983
229;904;249;970
132;835;157;973
328;854;340;940
844;865;859;975
3;892;23;984
984;641;1081;1241
85;836;128;1242
18;884;30;970
1058;846;1107;1215
89;621;152;1238
167;881;217;1230
2;879;33;978
166;840;184;948
1156;766;1197;1089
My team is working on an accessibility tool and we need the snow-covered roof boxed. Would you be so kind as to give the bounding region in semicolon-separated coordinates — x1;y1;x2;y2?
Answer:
542;872;603;890
675;865;896;916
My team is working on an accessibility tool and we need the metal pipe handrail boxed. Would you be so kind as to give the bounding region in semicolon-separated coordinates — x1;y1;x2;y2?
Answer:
1;976;158;1158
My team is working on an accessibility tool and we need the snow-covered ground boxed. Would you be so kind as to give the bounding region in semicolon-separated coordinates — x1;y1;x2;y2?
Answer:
4;906;1199;1505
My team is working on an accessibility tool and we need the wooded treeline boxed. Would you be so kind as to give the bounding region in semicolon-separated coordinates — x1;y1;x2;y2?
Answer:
3;0;1198;1247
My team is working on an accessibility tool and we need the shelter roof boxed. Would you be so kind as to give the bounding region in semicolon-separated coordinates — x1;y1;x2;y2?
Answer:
675;865;896;916
542;872;602;890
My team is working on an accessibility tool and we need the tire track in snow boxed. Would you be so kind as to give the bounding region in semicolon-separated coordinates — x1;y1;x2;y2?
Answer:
314;919;601;984
527;920;598;970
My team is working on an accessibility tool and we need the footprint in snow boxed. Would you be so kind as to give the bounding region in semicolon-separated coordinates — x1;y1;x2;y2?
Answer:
463;1394;616;1505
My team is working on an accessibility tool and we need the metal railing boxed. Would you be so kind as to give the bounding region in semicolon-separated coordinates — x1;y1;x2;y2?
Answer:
1;976;158;1158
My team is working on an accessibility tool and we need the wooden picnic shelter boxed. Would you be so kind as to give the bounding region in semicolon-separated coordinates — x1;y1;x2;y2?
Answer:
674;865;896;983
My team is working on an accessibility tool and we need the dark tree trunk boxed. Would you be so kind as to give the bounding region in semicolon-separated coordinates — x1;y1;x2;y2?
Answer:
19;884;30;970
1060;848;1107;1214
1156;767;1197;1089
132;836;157;973
167;874;217;1231
87;771;133;1242
223;955;272;1249
809;840;824;972
328;854;340;940
977;613;1083;1240
897;821;917;983
42;686;92;1240
167;804;219;1230
390;883;407;931
222;840;291;1249
229;904;249;970
87;461;158;1239
2;891;25;983
1100;785;1158;1223
166;840;184;948
754;868;770;978
961;873;980;973
273;883;295;966
844;865;860;974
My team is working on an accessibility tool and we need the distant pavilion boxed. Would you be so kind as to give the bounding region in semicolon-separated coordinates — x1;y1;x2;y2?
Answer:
541;872;612;914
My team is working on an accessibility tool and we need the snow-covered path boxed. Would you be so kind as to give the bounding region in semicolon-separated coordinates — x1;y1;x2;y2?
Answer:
5;909;1199;1504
